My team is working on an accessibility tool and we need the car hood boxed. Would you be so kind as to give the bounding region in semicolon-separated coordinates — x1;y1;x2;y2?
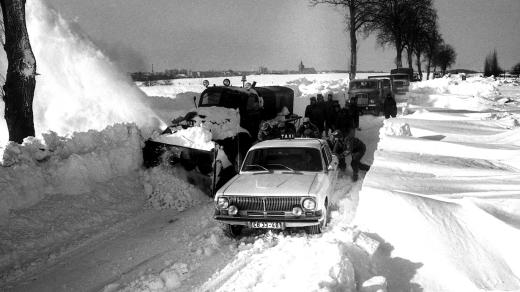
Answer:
222;173;320;196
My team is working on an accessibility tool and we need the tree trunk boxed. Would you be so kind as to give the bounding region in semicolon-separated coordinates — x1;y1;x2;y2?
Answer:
407;47;413;71
426;58;431;80
348;5;357;81
1;0;36;143
415;51;422;80
395;41;403;68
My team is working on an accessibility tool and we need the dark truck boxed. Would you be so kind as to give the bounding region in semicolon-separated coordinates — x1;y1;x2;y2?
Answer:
199;85;294;139
143;83;295;193
348;77;394;115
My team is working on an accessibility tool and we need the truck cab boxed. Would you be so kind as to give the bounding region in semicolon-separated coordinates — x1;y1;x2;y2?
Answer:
348;78;393;115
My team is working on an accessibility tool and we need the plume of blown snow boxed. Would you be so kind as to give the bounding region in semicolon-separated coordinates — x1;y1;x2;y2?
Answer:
0;0;165;146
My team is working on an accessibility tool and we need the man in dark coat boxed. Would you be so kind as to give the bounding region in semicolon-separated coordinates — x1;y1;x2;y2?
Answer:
313;94;327;134
305;96;326;136
335;104;354;137
325;94;336;134
304;96;316;119
383;95;397;119
332;130;370;181
348;98;361;130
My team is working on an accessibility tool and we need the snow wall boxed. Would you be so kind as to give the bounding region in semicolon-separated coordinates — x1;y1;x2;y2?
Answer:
0;123;143;219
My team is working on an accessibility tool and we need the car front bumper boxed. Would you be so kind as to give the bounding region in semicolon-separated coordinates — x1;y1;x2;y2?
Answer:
214;211;323;228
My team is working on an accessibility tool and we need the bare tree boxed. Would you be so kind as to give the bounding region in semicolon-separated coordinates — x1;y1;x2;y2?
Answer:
0;0;36;143
401;0;436;74
365;0;413;68
484;49;502;77
413;10;438;80
310;0;375;80
423;27;442;80
434;43;456;75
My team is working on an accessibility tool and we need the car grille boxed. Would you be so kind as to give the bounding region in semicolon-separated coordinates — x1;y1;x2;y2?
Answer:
228;196;302;212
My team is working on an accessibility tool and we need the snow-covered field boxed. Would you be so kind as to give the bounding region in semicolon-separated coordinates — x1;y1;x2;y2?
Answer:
1;1;520;291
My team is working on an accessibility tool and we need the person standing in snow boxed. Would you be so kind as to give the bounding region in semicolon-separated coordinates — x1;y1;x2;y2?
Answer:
348;98;361;130
332;130;370;181
383;95;397;119
336;102;354;137
305;96;325;135
325;93;336;134
314;94;327;135
304;96;317;119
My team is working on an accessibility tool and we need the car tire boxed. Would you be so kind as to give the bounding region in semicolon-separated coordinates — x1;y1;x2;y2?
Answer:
222;224;243;238
307;202;328;235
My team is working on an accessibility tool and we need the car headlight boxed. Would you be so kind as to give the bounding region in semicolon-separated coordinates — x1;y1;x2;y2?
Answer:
302;198;316;210
217;197;229;209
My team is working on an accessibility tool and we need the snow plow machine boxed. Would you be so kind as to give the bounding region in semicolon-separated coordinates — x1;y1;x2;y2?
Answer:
143;81;295;195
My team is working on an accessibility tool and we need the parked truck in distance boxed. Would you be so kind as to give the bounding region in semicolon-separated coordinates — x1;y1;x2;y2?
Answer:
348;77;394;115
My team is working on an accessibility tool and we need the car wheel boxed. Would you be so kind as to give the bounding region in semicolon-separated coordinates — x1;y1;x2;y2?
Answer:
222;224;243;238
307;202;328;235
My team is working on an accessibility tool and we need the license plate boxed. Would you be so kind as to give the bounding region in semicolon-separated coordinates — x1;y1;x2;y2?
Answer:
249;221;284;229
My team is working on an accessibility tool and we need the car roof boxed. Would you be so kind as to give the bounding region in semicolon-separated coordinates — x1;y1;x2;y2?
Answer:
249;138;326;151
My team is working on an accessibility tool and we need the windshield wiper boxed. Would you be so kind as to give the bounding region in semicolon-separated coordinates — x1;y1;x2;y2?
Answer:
243;164;271;172
266;163;295;172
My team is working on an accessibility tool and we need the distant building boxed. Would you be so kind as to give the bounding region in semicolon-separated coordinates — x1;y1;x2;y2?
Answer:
298;60;317;74
258;66;269;74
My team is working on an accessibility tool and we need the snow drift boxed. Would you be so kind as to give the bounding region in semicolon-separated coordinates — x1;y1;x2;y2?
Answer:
354;78;520;291
0;123;142;219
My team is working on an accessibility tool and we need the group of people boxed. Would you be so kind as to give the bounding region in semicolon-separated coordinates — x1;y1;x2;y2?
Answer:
304;93;361;139
255;93;374;181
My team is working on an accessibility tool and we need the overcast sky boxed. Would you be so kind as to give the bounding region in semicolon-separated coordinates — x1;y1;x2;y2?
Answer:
44;0;519;73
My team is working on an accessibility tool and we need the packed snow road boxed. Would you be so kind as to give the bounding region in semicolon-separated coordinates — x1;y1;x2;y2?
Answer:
3;116;383;292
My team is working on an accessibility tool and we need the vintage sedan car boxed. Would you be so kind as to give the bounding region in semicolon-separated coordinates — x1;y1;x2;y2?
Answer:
213;138;339;237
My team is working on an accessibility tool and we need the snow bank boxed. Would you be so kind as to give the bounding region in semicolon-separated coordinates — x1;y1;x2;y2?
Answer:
0;123;143;219
407;76;502;111
355;80;520;291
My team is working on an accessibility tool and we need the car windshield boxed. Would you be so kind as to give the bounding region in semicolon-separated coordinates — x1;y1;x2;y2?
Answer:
242;147;323;172
350;81;378;89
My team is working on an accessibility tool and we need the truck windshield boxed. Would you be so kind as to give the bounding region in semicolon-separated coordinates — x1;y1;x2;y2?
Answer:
200;91;221;106
242;147;322;172
392;74;409;81
350;81;378;89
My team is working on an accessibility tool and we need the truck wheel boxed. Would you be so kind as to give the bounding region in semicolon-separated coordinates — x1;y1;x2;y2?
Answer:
222;224;243;238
